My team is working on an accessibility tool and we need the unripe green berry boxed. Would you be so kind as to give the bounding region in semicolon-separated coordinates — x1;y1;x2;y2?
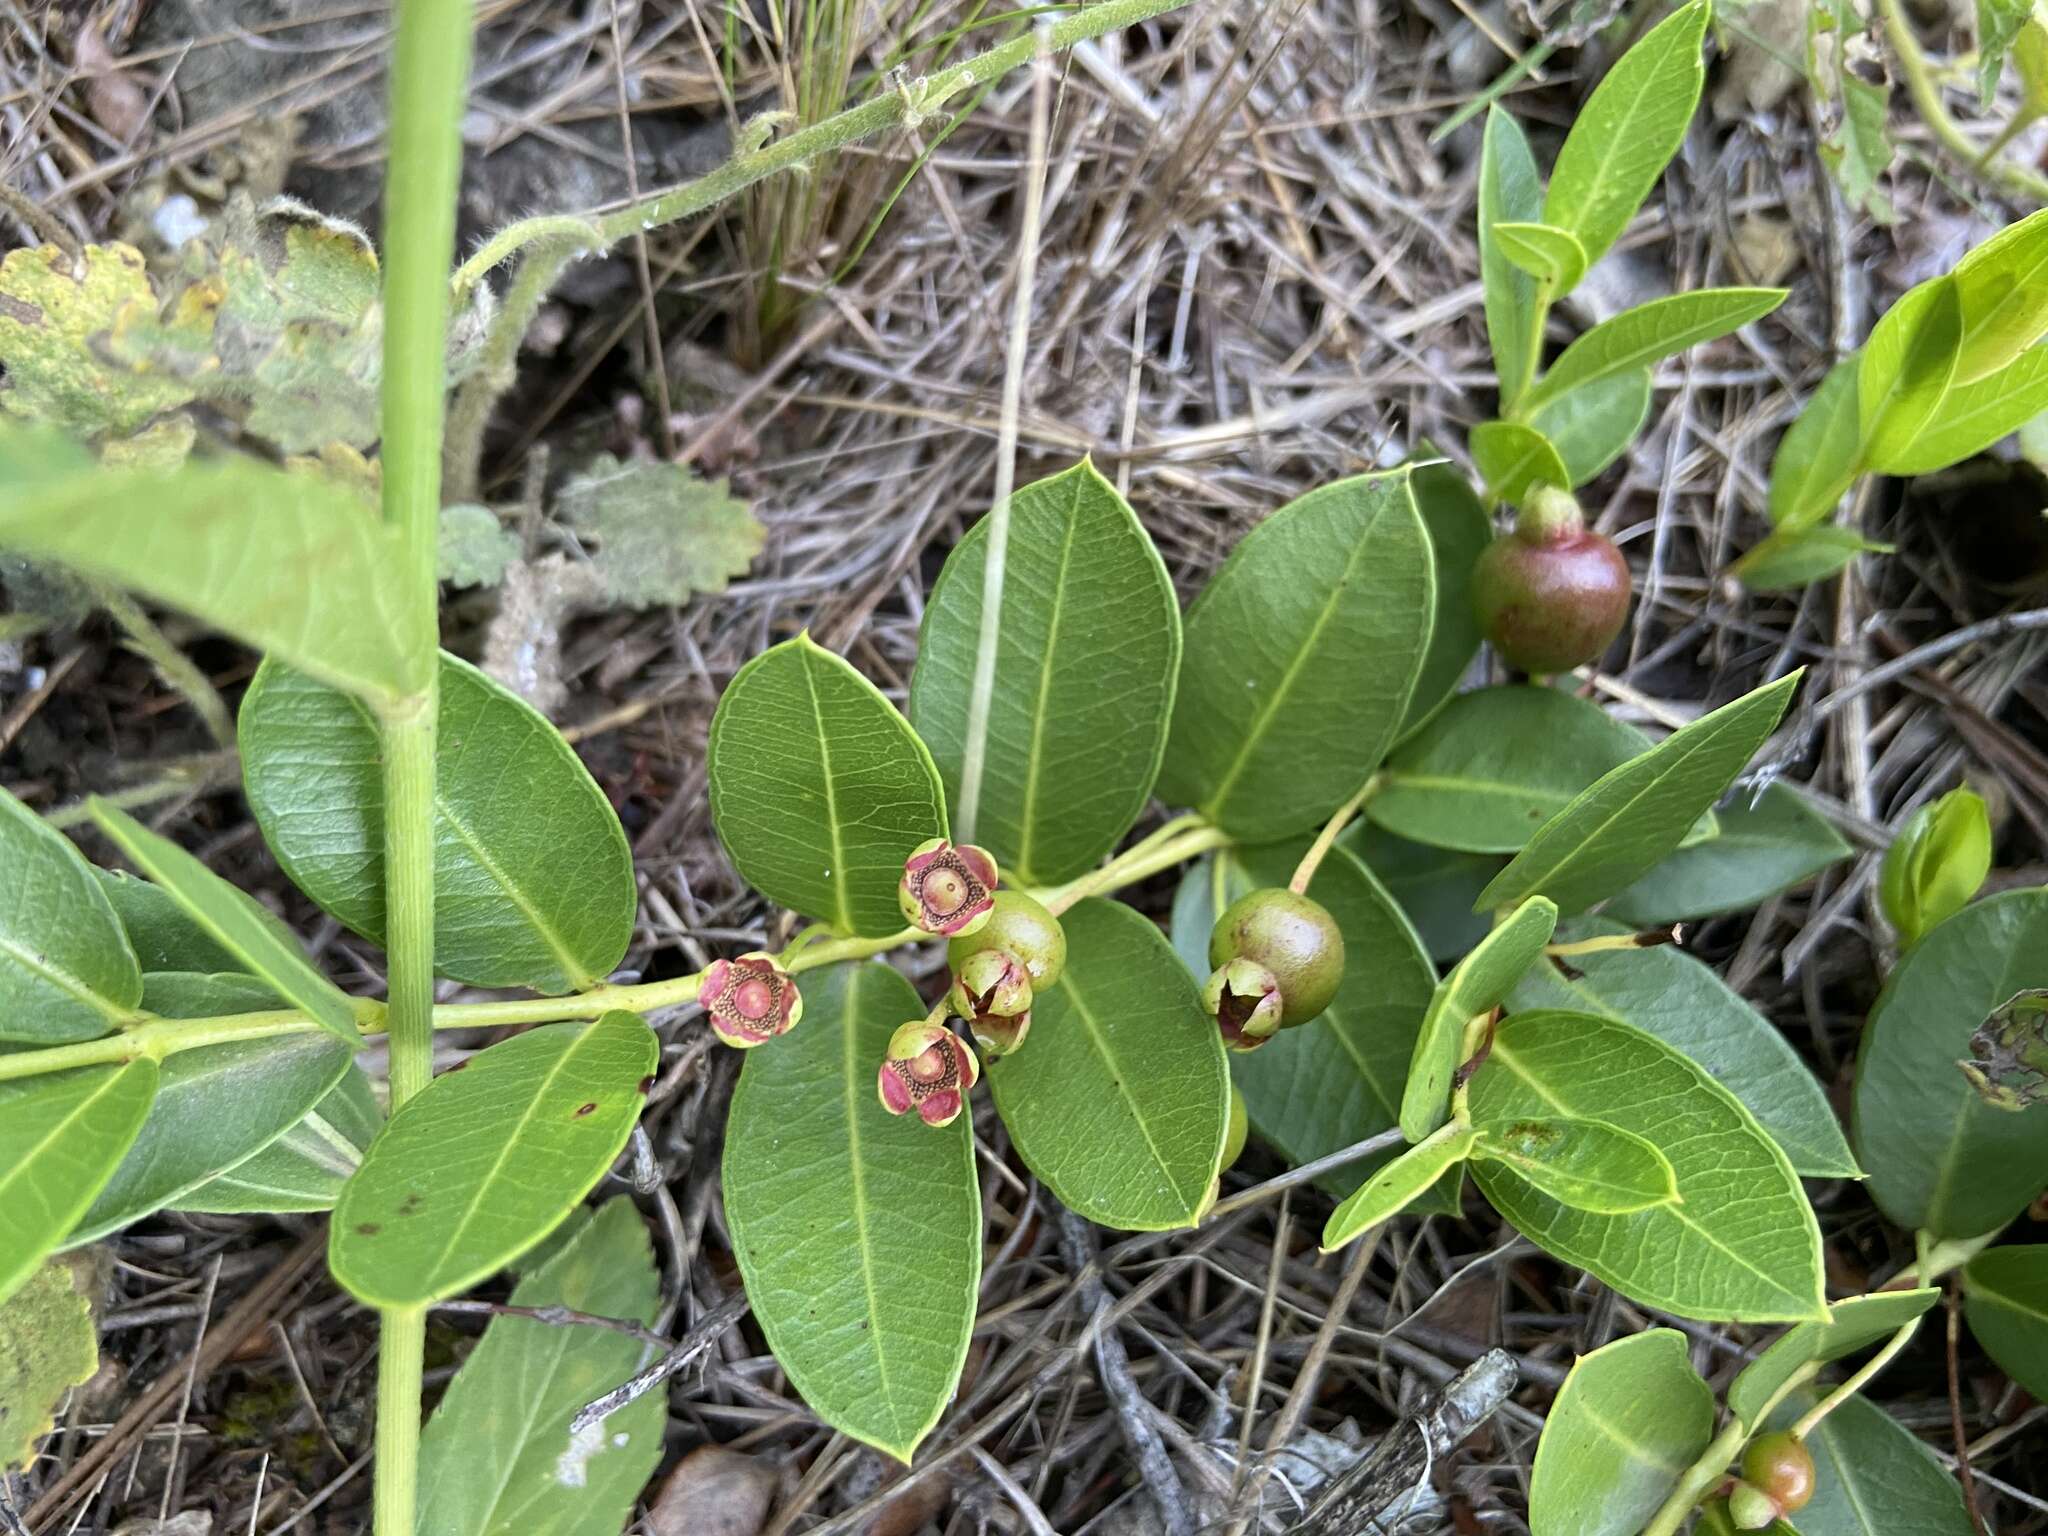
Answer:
1471;485;1632;675
1208;887;1345;1027
1739;1432;1815;1518
948;889;1066;988
1725;1483;1780;1531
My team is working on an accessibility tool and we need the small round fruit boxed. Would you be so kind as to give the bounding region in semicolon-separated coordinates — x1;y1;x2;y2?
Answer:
1208;887;1345;1027
1725;1485;1780;1531
1222;1085;1249;1169
948;889;1067;988
1471;484;1632;675
1738;1432;1816;1517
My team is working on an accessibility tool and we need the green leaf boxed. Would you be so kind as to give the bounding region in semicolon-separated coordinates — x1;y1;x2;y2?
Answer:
1400;895;1558;1142
1542;0;1710;273
1399;460;1493;736
1859;277;1964;473
1509;921;1859;1178
708;634;948;938
417;1199;666;1536
1528;1329;1713;1536
1157;471;1434;842
1476;672;1801;916
330;1013;657;1307
0;787;141;1044
0;1260;98;1474
1493;222;1589;292
1321;1122;1476;1251
1963;1245;2048;1400
988;898;1229;1230
1530;368;1652;487
1853;889;2048;1238
0;1062;157;1306
723;962;978;1461
1731;526;1892;591
172;1065;379;1214
1948;205;2048;382
94;870;243;973
1781;1394;1976;1536
1817;69;1896;225
1980;0;2037;104
1727;1288;1941;1428
1480;107;1545;408
1372;685;1677;855
1347;825;1501;963
139;970;283;1017
555;454;763;610
1470;1114;1678;1213
1767;360;1863;532
909;461;1181;884
1606;783;1851;925
1879;786;1992;949
1470;1009;1829;1322
1471;420;1571;506
69;1032;356;1244
239;652;638;994
0;428;431;707
1877;342;2048;476
88;798;360;1046
1525;289;1788;412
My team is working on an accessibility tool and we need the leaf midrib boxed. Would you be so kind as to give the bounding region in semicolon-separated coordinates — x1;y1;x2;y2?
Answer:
0;1066;132;1225
1055;970;1198;1220
1015;483;1083;878
0;931;133;1022
837;965;903;1445
800;648;855;934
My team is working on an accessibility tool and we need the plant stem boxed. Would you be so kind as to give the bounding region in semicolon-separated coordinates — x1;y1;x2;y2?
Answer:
1640;1418;1746;1536
1543;927;1678;958
1289;776;1381;894
1789;1318;1922;1440
97;586;235;747
1043;825;1232;915
373;1306;426;1536
1877;0;2048;202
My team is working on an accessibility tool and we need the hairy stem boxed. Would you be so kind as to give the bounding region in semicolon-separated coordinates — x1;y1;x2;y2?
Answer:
1289;775;1381;894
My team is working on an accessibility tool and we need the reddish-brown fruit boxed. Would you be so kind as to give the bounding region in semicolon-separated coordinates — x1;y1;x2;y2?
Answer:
1471;485;1632;675
1739;1432;1816;1518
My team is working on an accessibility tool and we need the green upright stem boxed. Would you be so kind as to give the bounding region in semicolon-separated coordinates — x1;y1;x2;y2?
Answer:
1640;1419;1747;1536
373;1306;427;1536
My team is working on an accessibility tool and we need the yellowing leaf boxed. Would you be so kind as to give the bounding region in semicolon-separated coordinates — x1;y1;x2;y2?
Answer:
0;1260;97;1473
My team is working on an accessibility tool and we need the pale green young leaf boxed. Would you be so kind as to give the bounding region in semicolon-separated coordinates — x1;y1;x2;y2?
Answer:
1783;1394;1976;1536
0;1062;156;1306
1853;889;2048;1238
1530;368;1652;487
724;963;978;1461
1859;276;1964;472
1731;525;1891;591
1606;783;1851;925
708;634;948;937
94;870;242;973
1727;1288;1941;1427
1947;204;2048;382
1471;420;1570;506
1476;671;1802;915
416;1199;666;1536
990;898;1229;1230
239;652;637;994
0;428;431;706
1542;0;1710;272
909;461;1181;884
1766;359;1863;531
1524;289;1787;412
330;1013;658;1307
88;798;360;1046
1347;825;1501;964
1963;1245;2048;1401
1400;895;1558;1142
1879;786;1991;948
1398;458;1492;737
1321;1122;1475;1251
1157;472;1433;842
1470;1113;1678;1214
1510;920;1859;1177
1492;222;1588;292
0;1261;97;1474
1471;1010;1829;1322
1528;1330;1713;1536
1480;107;1545;408
1876;341;2048;476
172;1065;379;1214
0;788;141;1044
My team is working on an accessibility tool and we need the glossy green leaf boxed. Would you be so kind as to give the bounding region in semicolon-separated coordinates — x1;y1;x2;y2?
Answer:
1606;784;1851;925
1509;922;1859;1178
88;799;359;1046
724;962;978;1461
0;1062;157;1306
1399;460;1492;736
173;1065;379;1214
1781;1394;1975;1536
1876;342;2048;476
1767;360;1863;532
1528;1329;1712;1536
0;1260;97;1474
1347;825;1500;963
1321;1122;1475;1251
1879;786;1991;949
1471;420;1570;505
1859;277;1963;472
1470;1114;1677;1213
1948;204;2048;381
0;427;430;707
239;652;637;993
1731;525;1891;591
1470;1010;1829;1322
989;898;1229;1230
1476;672;1801;916
1525;289;1787;412
1727;1288;1941;1428
1542;0;1710;272
708;634;947;938
1493;222;1588;292
1963;1245;2048;1400
0;788;141;1044
94;870;242;973
908;461;1181;884
1530;368;1652;487
330;1013;658;1307
1400;895;1557;1142
417;1199;665;1536
68;1032;355;1244
1480;106;1545;408
1853;889;2048;1237
1157;472;1433;842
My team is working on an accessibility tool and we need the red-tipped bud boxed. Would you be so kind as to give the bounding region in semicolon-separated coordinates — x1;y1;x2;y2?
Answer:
877;1020;980;1127
699;952;802;1048
1204;958;1284;1052
898;838;999;937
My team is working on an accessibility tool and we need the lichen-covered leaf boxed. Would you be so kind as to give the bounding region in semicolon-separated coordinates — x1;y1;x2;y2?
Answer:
0;1260;98;1473
555;454;763;610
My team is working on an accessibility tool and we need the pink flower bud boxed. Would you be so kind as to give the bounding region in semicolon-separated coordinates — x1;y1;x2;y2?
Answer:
1203;957;1283;1052
898;838;999;937
876;1020;980;1127
699;952;802;1049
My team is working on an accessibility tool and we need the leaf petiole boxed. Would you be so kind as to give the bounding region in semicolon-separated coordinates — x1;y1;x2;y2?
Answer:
1288;775;1383;895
